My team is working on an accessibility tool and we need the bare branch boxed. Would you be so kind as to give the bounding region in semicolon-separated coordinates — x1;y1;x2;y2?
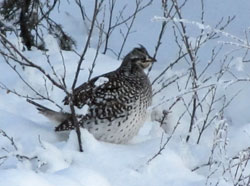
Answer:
0;33;64;90
72;0;103;90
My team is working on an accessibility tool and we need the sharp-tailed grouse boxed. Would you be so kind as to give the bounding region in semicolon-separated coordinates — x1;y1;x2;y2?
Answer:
29;45;156;143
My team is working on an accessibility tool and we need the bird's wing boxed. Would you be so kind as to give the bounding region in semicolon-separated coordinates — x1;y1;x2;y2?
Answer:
63;72;116;108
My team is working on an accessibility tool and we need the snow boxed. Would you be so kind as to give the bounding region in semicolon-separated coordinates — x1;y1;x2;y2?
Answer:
1;0;250;186
44;35;61;55
0;117;204;186
75;104;89;116
231;57;244;72
94;77;109;87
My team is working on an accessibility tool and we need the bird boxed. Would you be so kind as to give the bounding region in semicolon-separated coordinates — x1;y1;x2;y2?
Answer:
28;45;156;144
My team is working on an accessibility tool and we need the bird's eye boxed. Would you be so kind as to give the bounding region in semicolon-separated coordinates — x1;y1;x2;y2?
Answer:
131;57;141;62
130;56;144;62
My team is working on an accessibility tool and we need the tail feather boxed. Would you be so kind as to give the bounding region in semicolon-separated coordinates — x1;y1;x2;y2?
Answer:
27;99;70;123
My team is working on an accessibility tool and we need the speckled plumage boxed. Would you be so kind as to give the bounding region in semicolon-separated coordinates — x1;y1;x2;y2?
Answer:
31;46;156;144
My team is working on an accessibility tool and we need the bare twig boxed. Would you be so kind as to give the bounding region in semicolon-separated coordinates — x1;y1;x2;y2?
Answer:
72;0;103;89
117;0;153;59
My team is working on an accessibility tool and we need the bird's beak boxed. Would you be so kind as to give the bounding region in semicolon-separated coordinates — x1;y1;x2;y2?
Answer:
146;55;156;63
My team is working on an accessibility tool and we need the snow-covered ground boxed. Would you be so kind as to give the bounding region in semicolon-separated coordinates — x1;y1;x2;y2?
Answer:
1;1;250;186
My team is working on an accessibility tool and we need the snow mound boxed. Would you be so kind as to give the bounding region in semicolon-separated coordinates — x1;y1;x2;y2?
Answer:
0;109;206;186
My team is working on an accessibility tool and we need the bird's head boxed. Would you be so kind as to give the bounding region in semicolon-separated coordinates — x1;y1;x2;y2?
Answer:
122;45;156;70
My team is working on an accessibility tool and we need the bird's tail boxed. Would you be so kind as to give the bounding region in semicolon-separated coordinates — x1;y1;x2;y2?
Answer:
27;99;70;123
